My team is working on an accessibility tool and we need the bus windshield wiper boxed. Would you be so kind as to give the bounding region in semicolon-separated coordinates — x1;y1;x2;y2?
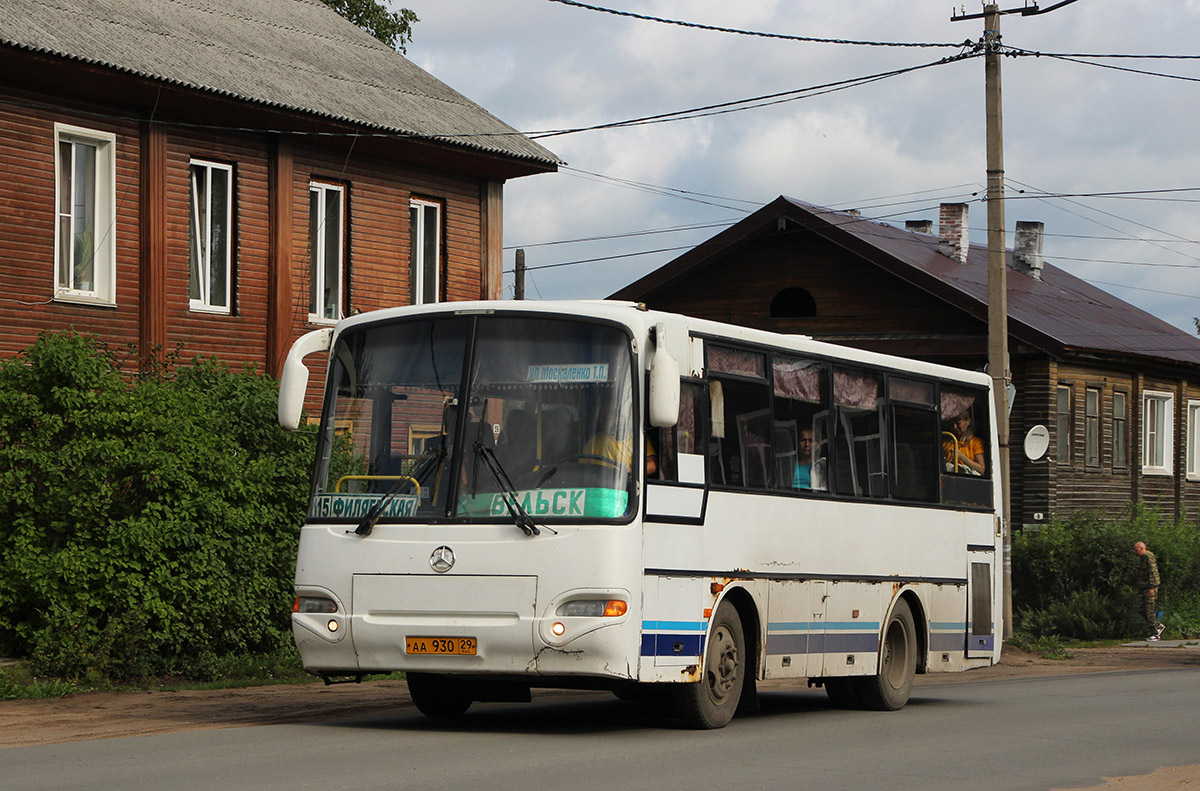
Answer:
352;445;441;537
473;442;555;537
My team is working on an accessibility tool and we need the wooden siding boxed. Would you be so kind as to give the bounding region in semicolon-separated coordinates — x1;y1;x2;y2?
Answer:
0;90;142;358
1;88;492;380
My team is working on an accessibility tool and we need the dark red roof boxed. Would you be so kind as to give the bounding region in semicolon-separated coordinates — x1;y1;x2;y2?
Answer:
612;196;1200;369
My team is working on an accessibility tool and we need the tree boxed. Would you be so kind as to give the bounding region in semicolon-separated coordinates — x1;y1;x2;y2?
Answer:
321;0;418;52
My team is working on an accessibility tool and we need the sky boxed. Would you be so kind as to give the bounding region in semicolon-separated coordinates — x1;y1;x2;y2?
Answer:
396;0;1200;334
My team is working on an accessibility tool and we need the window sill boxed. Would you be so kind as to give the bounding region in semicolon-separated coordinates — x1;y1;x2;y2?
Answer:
306;315;339;326
54;292;116;308
1142;468;1173;477
189;302;232;316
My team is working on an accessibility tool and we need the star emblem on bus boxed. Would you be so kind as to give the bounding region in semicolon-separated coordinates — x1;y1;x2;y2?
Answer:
429;546;455;573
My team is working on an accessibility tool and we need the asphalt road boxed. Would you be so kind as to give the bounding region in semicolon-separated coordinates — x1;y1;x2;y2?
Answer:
6;668;1199;791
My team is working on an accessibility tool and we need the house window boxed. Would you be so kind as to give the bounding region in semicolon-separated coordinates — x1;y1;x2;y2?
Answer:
1112;392;1128;468
1056;385;1072;465
1085;388;1100;468
410;198;441;305
54;123;116;304
188;160;233;312
309;181;345;322
1187;401;1200;481
1142;391;1173;475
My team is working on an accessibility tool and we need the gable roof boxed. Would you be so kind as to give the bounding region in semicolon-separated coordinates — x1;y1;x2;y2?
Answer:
1;0;560;171
612;195;1200;369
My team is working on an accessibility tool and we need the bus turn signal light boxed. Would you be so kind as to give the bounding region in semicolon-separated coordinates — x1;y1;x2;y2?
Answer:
603;600;627;617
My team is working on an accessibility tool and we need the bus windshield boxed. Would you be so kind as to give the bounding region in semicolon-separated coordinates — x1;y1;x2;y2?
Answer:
310;314;636;524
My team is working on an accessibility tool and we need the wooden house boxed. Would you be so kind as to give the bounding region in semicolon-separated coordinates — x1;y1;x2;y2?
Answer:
0;0;559;376
612;197;1200;525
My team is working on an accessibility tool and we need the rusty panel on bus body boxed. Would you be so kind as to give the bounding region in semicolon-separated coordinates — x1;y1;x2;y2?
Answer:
350;574;537;672
638;577;708;679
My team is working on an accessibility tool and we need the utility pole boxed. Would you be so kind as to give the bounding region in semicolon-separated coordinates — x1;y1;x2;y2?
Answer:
953;0;1082;641
983;4;1013;640
514;248;526;300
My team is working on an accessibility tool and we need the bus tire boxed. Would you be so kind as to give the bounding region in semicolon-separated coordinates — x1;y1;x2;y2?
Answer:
858;598;917;711
406;672;473;718
674;601;745;729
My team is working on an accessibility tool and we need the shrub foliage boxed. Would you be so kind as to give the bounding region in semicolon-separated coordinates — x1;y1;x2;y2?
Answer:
0;331;314;681
1013;505;1200;640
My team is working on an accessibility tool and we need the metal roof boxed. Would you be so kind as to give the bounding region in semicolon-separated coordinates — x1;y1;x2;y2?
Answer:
2;0;561;169
613;195;1200;369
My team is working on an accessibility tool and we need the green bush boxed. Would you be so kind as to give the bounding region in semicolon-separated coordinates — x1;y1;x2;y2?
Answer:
1013;504;1200;640
0;331;315;681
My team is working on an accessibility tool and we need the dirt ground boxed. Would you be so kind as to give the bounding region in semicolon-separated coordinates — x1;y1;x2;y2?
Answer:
4;642;1199;788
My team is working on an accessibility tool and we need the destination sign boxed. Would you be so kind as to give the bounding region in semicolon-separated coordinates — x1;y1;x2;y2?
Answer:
527;363;609;384
310;493;420;520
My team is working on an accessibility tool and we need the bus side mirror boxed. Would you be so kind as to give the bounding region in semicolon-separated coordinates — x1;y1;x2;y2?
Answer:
648;323;680;428
278;328;333;431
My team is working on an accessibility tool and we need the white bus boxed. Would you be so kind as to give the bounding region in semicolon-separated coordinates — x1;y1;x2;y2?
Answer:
279;300;1002;729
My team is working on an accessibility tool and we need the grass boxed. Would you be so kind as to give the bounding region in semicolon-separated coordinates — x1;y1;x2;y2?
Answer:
0;654;408;701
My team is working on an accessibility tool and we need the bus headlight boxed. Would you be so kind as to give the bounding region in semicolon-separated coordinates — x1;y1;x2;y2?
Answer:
294;596;338;614
556;600;627;618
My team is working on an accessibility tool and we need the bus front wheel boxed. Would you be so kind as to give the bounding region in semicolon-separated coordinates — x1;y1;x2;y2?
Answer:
857;598;917;711
674;601;745;729
407;672;473;719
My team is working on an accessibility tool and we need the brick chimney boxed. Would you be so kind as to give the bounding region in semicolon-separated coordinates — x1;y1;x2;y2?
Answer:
1013;221;1045;280
906;219;934;234
938;203;969;263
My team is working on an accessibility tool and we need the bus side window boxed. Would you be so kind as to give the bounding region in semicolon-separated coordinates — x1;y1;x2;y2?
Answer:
832;368;885;499
707;345;769;489
654;381;704;483
940;387;989;478
771;356;829;493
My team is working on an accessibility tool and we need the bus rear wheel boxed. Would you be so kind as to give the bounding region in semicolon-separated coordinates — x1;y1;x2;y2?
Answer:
407;672;473;719
674;601;745;729
857;598;917;711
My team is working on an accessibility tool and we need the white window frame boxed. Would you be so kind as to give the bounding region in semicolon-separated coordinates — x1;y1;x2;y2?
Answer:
188;159;234;314
53;123;117;305
1187;400;1200;481
1142;390;1174;476
308;181;345;324
410;198;441;306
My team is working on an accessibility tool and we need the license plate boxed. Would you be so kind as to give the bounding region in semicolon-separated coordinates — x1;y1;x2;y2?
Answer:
405;636;477;655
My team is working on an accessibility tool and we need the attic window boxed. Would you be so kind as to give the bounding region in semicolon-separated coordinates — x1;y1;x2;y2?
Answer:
770;287;817;319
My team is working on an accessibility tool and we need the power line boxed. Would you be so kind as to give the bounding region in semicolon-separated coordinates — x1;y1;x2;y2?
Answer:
1006;48;1200;84
506;245;696;274
505;219;740;250
546;0;971;49
527;53;978;139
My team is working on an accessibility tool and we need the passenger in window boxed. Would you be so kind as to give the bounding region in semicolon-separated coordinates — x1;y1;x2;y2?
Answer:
942;411;986;476
793;428;814;489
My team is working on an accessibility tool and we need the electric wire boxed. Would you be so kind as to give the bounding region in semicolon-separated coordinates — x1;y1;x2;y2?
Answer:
545;0;971;49
528;52;979;139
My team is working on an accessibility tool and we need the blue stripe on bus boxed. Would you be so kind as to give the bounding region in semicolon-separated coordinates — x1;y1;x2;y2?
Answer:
767;621;881;632
642;620;708;632
640;632;706;657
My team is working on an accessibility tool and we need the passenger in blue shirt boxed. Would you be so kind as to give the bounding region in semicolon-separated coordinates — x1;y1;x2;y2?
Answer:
793;428;814;490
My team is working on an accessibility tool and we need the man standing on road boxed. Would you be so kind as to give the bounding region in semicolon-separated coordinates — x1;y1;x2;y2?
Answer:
1134;541;1165;641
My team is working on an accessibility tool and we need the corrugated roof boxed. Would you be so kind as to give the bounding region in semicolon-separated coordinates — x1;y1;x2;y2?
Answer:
2;0;561;169
613;195;1200;369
